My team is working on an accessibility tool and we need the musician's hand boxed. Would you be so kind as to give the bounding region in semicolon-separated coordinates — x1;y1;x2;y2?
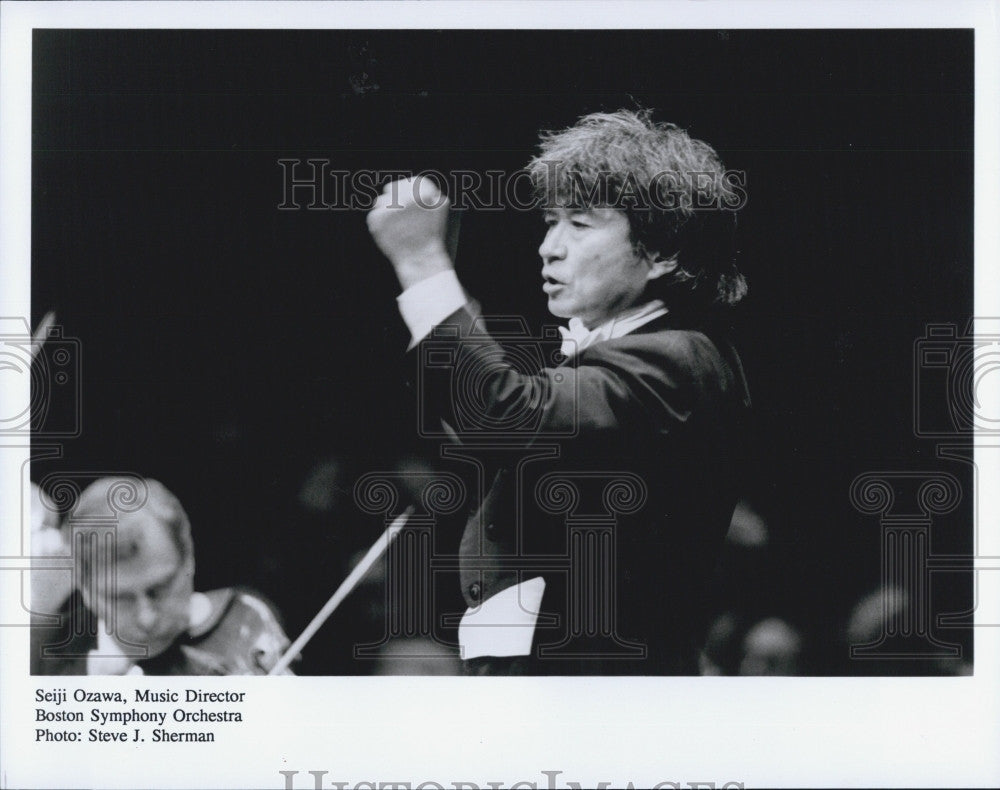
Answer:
366;176;453;290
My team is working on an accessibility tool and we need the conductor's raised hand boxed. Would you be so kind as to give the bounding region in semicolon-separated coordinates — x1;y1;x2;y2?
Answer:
366;176;454;290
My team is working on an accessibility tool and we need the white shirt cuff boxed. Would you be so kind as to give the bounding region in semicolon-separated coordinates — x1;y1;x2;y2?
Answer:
396;268;468;347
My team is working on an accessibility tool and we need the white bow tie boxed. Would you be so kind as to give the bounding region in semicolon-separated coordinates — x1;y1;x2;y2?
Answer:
558;317;608;358
556;301;670;360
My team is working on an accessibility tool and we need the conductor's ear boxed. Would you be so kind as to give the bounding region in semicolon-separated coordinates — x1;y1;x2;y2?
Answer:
644;251;678;282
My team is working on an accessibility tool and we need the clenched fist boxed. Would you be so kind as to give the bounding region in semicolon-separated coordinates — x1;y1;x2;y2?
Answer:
367;176;453;290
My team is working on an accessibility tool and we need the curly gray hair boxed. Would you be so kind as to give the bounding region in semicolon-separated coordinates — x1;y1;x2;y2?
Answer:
526;109;747;309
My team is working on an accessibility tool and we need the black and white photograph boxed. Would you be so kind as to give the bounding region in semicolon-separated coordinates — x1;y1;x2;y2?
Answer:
2;2;998;788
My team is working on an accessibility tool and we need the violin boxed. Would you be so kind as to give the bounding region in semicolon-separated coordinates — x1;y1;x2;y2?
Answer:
126;588;295;676
133;509;411;675
33;512;409;676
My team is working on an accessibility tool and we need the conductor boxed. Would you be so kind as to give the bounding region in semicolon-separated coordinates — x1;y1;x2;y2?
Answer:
367;109;751;675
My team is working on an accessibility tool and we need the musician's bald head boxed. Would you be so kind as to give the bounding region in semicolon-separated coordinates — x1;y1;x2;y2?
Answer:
71;477;195;658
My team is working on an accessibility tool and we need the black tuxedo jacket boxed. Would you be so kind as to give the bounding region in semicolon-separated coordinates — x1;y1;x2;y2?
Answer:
413;305;751;674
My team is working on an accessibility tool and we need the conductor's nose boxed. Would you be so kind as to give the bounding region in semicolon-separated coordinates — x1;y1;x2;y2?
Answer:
538;224;566;264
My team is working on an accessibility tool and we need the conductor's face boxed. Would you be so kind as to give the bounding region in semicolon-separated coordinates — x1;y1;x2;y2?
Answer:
539;207;666;329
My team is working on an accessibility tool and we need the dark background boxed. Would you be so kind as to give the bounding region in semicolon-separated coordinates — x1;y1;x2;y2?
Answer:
31;29;975;674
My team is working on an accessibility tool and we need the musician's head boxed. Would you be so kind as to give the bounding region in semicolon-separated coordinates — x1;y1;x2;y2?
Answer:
527;108;747;327
72;477;194;658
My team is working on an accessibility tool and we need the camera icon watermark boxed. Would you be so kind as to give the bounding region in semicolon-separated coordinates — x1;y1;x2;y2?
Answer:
416;315;577;440
914;319;1000;438
0;316;81;438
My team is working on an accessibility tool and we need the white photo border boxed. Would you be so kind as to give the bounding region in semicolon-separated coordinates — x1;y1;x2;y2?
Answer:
2;2;998;789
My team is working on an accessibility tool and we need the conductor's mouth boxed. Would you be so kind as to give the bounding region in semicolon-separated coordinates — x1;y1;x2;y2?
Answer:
542;277;564;294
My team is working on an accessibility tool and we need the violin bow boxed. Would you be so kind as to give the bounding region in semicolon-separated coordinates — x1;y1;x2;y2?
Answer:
31;310;57;359
268;506;413;674
270;192;459;675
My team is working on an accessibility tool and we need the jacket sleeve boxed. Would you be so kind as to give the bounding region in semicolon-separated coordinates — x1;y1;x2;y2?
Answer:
408;305;720;439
